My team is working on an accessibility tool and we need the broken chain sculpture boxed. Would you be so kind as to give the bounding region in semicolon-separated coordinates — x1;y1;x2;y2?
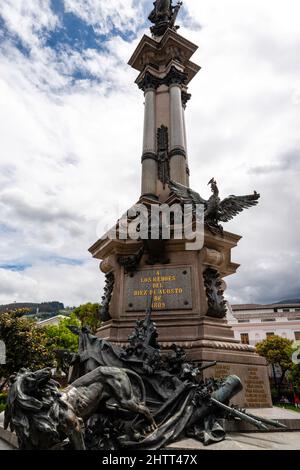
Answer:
5;309;286;450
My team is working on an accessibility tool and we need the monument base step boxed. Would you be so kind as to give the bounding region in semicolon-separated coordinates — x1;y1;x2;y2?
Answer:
2;408;298;450
224;406;300;432
167;430;300;450
0;412;18;448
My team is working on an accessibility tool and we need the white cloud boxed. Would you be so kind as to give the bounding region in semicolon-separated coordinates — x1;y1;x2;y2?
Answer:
0;0;299;306
0;0;59;48
0;260;101;305
64;0;144;35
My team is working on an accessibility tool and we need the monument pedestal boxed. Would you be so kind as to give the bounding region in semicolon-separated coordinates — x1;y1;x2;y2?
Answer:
88;24;272;409
89;229;272;408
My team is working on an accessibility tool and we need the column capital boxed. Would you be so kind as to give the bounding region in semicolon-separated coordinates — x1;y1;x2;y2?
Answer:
165;66;188;87
182;91;192;108
138;72;160;92
138;66;188;92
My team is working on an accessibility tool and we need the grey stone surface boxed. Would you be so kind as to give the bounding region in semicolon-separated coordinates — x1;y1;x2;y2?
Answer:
0;438;13;450
0;412;18;448
225;406;300;432
168;432;300;450
125;266;193;311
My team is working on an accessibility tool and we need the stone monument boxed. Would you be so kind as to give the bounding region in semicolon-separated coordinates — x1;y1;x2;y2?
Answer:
89;1;272;408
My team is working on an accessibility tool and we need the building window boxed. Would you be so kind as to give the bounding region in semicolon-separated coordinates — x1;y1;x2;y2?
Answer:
288;317;300;321
282;308;290;312
296;308;300;312
266;332;275;338
237;320;250;323
240;333;249;345
265;318;275;322
295;332;300;341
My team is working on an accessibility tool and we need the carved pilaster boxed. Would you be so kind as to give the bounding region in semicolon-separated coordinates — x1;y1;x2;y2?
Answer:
157;125;170;186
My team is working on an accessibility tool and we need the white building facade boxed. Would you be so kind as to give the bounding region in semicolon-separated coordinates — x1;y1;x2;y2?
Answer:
228;303;300;346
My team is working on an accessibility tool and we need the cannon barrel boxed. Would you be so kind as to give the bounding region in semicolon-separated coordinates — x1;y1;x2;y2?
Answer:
210;398;269;431
240;411;287;429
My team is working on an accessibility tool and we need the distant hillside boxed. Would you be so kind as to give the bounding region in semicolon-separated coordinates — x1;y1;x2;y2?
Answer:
276;298;300;304
0;301;64;314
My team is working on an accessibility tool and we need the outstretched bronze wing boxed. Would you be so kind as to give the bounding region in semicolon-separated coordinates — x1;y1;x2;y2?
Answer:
168;179;207;206
218;192;260;222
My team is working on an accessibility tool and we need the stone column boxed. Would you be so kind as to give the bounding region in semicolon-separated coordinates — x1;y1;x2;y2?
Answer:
141;87;157;198
182;91;191;187
169;76;187;185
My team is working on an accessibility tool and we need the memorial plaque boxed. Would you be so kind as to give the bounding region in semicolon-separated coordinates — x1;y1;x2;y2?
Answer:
245;367;269;408
125;266;193;312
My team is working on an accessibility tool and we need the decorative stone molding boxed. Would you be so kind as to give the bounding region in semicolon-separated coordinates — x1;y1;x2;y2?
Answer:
99;258;112;274
169;147;187;159
141;151;158;162
111;339;255;353
202;248;224;267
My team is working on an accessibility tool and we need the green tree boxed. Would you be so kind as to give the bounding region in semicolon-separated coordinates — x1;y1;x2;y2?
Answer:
0;311;55;392
43;313;80;353
73;303;101;333
287;345;300;396
256;335;294;397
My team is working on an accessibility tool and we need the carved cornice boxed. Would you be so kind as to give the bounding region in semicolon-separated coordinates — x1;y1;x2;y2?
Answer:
169;147;187;159
141;151;158;162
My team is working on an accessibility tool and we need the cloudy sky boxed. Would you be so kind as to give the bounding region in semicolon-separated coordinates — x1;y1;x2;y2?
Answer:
0;0;299;307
